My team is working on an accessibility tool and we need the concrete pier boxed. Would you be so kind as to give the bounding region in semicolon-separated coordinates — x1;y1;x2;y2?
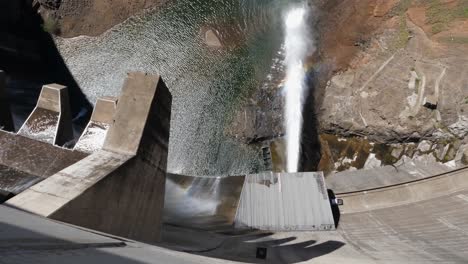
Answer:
0;70;14;131
18;84;73;146
8;72;172;243
74;97;118;153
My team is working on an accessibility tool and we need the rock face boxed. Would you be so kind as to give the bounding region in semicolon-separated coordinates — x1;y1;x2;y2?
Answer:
38;0;61;9
316;0;468;144
228;90;284;144
228;51;286;144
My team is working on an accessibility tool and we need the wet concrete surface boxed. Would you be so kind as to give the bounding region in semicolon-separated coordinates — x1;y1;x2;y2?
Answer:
0;164;41;195
164;173;245;231
18;108;59;144
0;130;87;193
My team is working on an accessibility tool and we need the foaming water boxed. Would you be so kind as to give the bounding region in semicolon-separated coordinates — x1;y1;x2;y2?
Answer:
56;0;285;176
283;5;312;172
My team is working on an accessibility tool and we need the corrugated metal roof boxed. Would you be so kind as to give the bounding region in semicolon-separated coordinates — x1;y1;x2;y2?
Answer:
234;172;335;231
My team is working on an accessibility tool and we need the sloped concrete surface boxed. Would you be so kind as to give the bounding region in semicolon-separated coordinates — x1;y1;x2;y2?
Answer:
0;164;41;194
327;161;458;193
6;188;468;264
74;97;117;153
0;130;87;194
337;167;468;213
339;189;468;263
0;205;123;250
5;150;132;216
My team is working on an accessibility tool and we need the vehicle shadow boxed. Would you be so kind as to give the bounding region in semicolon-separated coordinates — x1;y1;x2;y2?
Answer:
328;189;341;228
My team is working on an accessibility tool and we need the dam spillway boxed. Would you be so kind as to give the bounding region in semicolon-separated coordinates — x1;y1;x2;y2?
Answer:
2;1;468;263
1;69;468;262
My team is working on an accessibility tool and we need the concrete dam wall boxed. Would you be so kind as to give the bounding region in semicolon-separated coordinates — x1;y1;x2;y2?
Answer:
1;69;335;244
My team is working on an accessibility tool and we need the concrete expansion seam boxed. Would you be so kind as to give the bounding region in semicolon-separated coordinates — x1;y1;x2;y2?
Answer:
232;174;248;227
0;242;126;252
53;88;61;145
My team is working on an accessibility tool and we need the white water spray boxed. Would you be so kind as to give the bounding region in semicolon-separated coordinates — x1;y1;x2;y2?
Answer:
283;6;312;173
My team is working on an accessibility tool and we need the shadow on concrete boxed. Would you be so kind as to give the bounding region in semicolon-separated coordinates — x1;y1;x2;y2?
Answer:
0;1;92;133
0;190;14;204
0;220;146;263
253;236;345;263
327;189;341;228
1;207;345;264
299;69;322;172
167;229;345;264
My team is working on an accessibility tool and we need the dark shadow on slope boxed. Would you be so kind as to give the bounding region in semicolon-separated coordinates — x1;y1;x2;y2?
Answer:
161;225;345;264
0;205;149;264
0;224;147;264
205;232;345;263
299;69;321;172
0;1;92;133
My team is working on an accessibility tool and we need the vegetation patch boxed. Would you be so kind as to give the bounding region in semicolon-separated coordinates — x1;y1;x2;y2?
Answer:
389;0;412;50
391;0;412;16
426;0;468;34
438;36;468;44
42;17;59;34
397;14;411;48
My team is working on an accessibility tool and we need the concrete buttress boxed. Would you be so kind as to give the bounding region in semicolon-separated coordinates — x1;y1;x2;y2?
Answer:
18;84;73;146
7;72;172;243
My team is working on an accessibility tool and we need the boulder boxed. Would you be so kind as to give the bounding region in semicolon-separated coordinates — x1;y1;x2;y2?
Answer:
462;148;468;165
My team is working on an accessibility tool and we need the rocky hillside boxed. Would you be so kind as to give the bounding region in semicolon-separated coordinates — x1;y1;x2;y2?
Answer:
37;0;169;37
317;0;468;142
313;0;468;170
228;0;468;172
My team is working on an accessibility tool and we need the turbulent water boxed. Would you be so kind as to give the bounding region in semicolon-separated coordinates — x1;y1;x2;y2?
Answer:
283;5;313;173
56;0;305;176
